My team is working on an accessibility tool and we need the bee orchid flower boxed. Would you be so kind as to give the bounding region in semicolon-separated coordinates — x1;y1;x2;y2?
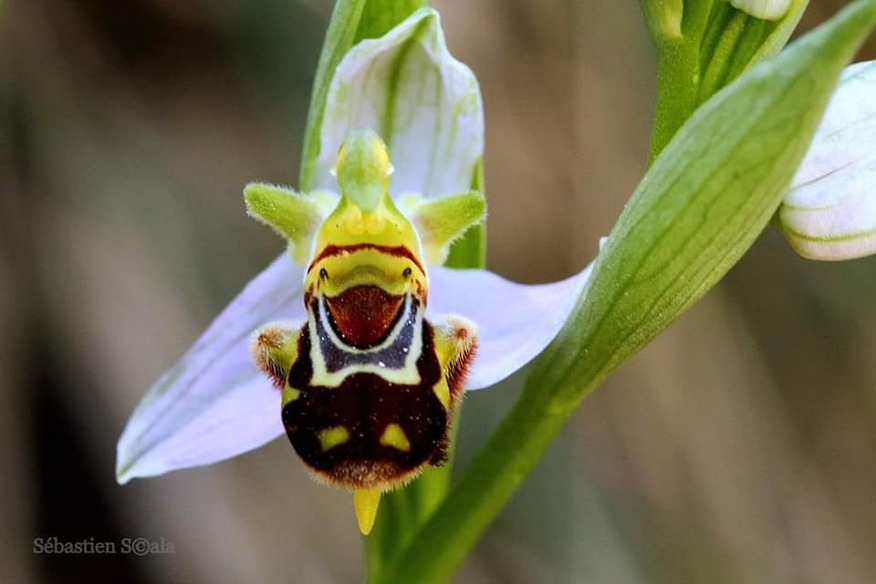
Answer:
115;8;591;512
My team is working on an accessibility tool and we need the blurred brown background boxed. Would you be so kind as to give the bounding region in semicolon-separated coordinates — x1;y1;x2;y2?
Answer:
3;0;876;582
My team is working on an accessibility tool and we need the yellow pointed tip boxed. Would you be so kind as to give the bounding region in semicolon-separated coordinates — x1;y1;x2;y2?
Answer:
353;489;382;535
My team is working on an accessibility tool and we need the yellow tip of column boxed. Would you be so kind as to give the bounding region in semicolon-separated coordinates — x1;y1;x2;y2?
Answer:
353;489;382;535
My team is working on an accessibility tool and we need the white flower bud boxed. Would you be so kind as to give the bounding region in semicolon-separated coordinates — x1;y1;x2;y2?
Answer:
779;61;876;260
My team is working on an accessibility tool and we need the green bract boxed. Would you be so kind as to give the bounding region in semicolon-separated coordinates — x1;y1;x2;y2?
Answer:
384;2;876;581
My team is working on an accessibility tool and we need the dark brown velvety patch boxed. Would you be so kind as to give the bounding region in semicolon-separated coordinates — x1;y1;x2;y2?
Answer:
325;286;404;349
282;322;450;489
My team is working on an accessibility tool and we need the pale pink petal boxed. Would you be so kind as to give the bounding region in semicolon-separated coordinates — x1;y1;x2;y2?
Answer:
116;253;305;483
792;60;876;186
428;264;593;390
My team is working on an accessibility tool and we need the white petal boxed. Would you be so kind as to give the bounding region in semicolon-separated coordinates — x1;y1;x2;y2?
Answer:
428;265;593;390
793;61;876;187
779;152;876;260
314;8;483;199
116;253;306;483
779;61;876;260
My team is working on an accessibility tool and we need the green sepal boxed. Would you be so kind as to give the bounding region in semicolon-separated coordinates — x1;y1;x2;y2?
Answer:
399;191;486;265
243;183;338;264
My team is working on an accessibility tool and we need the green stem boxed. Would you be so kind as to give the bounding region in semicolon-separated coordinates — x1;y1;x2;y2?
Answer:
646;0;716;163
648;40;701;163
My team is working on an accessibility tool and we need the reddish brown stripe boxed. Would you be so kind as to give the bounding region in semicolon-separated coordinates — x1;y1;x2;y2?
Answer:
307;244;424;274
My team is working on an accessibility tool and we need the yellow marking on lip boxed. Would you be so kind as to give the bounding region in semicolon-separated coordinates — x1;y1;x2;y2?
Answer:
432;379;450;410
379;423;411;452
282;385;301;407
318;426;350;451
